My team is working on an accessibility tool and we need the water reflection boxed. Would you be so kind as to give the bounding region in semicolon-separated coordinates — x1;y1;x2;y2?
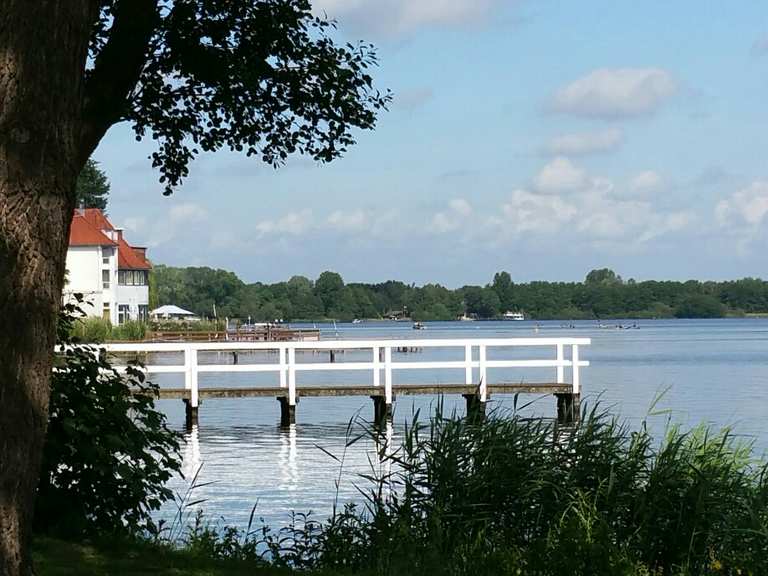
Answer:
278;424;299;492
181;424;201;481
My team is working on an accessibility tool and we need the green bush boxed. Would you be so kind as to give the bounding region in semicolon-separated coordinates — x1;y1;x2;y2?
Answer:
112;320;148;341
71;316;112;342
36;297;182;537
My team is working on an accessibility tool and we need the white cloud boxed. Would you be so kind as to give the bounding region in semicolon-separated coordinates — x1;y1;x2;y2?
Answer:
489;163;691;246
577;199;690;242
499;189;578;234
145;203;208;247
716;181;768;227
629;170;663;193
312;0;503;37
169;203;208;223
430;198;474;233
255;210;313;238
326;209;369;232
534;157;587;193
546;128;623;156
551;68;677;119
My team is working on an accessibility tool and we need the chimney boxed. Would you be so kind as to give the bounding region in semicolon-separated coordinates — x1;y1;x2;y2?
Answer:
115;228;124;242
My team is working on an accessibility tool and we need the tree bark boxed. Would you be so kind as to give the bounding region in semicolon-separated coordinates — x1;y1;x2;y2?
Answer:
0;3;95;574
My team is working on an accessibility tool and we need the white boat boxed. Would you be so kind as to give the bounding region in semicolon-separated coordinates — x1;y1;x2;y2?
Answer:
352;319;362;324
458;314;475;321
503;311;525;321
412;322;426;330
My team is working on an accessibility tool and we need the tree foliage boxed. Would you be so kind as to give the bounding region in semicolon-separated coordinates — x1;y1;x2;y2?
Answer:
75;158;110;210
151;266;768;321
35;297;182;537
84;0;390;194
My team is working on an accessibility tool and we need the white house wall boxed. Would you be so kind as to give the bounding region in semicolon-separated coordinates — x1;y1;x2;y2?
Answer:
116;285;150;321
63;245;119;324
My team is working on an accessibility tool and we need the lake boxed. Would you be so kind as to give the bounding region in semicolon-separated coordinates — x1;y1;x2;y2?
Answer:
152;319;768;530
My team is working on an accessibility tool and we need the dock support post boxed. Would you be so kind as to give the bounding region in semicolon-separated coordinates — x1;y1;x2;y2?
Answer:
183;398;199;430
371;396;392;426
329;350;336;363
463;393;486;422
555;393;580;425
277;397;296;427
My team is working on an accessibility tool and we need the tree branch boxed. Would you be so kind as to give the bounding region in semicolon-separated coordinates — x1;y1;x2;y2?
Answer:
78;0;159;165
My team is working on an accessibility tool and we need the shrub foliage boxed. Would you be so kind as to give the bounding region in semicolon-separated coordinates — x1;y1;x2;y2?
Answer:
35;298;181;537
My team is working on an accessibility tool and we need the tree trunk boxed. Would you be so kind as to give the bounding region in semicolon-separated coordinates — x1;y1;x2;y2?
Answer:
0;3;95;574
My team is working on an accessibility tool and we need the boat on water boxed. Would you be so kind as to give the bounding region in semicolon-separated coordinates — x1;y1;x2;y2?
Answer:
458;314;475;321
352;319;362;324
412;321;426;330
503;311;525;321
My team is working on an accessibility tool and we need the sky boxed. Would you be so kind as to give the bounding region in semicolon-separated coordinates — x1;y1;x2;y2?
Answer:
96;0;768;287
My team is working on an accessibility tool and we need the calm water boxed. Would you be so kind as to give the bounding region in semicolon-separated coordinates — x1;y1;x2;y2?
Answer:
152;319;768;529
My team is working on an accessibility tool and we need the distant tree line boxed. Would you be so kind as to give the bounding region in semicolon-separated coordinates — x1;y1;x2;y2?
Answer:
151;265;768;322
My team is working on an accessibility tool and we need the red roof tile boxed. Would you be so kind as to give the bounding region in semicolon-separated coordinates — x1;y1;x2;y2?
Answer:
81;208;114;231
118;237;152;270
69;210;151;270
69;212;116;246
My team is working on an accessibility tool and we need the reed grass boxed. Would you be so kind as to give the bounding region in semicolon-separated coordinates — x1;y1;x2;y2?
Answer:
147;402;768;575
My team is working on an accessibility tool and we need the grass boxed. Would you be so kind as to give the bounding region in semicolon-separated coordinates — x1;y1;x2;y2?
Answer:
33;537;297;576
33;402;768;575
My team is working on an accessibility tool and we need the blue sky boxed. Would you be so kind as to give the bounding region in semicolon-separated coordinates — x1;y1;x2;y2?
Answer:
97;0;768;286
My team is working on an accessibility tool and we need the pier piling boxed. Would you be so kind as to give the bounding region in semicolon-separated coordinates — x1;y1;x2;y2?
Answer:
372;396;393;425
555;393;580;425
463;393;486;421
183;398;199;430
277;397;296;427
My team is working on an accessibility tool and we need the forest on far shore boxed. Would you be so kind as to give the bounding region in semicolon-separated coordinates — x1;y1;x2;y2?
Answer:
150;266;768;322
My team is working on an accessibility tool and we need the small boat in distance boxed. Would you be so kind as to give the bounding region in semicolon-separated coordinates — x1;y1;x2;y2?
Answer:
352;319;362;324
458;313;475;321
413;321;426;330
503;311;525;321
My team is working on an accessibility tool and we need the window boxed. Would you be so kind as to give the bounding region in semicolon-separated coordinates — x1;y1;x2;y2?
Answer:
118;270;147;286
138;305;149;321
102;269;110;289
118;304;130;324
102;247;112;265
102;304;110;321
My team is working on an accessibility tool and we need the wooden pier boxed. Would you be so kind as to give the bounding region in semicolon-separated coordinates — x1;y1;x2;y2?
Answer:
145;326;321;343
104;338;590;428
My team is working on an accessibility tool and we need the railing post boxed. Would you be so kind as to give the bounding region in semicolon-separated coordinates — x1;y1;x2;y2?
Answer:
279;346;287;388
465;344;472;384
190;347;199;408
373;346;380;388
478;344;487;402
288;347;297;406
384;346;393;404
571;344;580;394
278;346;297;427
556;343;564;384
183;346;199;429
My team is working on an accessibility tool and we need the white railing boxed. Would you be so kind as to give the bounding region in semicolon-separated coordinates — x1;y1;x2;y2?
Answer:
103;338;590;409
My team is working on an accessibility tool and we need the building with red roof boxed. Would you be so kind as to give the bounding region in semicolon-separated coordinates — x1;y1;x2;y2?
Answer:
64;209;151;325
